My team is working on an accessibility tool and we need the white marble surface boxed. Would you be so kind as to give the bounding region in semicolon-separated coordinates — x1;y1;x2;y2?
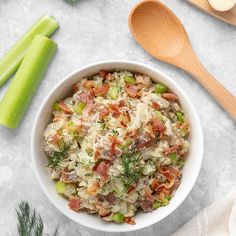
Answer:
0;0;236;235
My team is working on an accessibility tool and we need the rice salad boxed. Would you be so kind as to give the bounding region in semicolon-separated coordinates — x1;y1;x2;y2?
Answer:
43;70;190;224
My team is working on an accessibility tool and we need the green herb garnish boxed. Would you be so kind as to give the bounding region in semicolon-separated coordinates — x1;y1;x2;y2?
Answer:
47;142;72;168
111;129;119;136
120;153;143;188
16;201;58;236
64;0;79;3
169;152;178;165
97;120;108;130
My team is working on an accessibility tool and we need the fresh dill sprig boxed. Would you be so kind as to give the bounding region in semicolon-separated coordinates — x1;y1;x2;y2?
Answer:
64;0;79;3
47;142;72;168
16;201;58;236
120;153;143;187
16;201;43;236
111;129;119;137
97;120;108;130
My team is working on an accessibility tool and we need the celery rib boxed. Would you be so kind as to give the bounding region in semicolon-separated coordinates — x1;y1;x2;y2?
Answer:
0;15;59;87
0;35;57;128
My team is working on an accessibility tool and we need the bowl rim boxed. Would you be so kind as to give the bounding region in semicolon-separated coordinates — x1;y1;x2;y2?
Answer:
31;60;203;232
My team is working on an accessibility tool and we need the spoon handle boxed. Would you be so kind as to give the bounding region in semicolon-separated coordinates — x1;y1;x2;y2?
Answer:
187;58;236;120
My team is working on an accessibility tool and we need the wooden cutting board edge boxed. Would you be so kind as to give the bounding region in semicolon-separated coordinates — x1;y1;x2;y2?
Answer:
187;0;236;26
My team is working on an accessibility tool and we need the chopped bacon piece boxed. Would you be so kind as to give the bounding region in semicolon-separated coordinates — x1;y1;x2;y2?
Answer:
125;83;144;98
93;84;109;96
162;170;174;181
77;91;94;103
127;186;135;193
49;133;61;144
152;101;160;110
161;166;181;178
118;100;125;107
99;107;109;120
140;199;153;212
94;150;101;161
68;197;80;212
112;112;120;118
108;135;122;145
125;84;139;98
108;136;122;156
104;192;117;204
59;100;72;114
125;130;138;139
151;119;165;133
124;217;136;225
124;110;131;122
76;125;82;133
144;188;156;203
165;179;175;189
162;93;178;101
136;138;156;150
94;161;110;181
120;120;127;127
99;70;108;79
157;186;171;196
109;142;116;156
163;144;181;156
99;208;111;218
108;104;121;117
150;179;159;191
72;83;78;93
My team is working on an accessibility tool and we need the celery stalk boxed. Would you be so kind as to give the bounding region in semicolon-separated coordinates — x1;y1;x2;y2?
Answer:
0;35;57;128
0;15;58;87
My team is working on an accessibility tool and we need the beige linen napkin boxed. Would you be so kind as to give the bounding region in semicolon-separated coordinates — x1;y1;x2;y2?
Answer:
172;192;236;236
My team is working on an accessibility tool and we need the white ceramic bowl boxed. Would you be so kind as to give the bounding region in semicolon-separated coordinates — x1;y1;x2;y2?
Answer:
31;61;203;232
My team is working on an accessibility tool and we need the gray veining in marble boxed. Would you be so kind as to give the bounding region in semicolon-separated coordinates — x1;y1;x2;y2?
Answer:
0;0;235;235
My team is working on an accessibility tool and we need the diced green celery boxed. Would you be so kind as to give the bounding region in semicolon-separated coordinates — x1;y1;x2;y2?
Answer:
57;139;64;151
109;86;119;100
177;159;185;168
86;148;93;156
52;102;60;111
74;102;86;114
124;75;136;85
0;15;59;87
0;35;57;128
120;139;133;150
155;83;168;94
153;201;162;209
169;152;177;164
176;112;185;123
66;121;76;126
155;111;163;120
112;213;124;223
153;196;172;209
55;181;66;194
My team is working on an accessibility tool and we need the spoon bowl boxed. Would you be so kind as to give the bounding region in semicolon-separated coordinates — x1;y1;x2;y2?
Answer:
129;0;236;120
129;0;187;59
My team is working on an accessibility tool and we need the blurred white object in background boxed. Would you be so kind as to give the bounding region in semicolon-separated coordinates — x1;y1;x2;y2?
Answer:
208;0;236;11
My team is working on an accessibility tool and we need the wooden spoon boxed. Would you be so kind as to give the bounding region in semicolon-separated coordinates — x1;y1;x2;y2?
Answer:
129;0;236;120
